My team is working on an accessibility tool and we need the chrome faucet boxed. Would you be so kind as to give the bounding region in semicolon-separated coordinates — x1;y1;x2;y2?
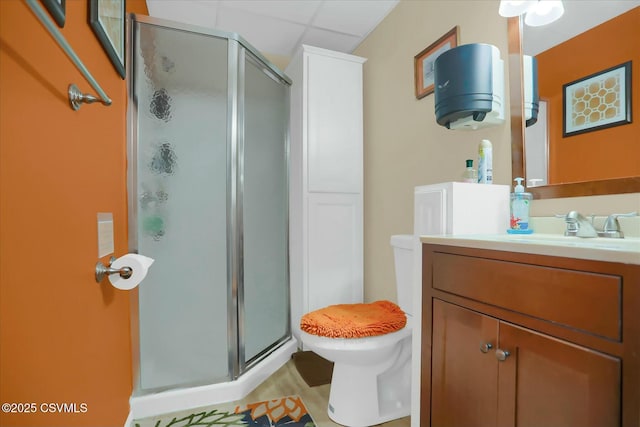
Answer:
559;211;637;238
599;212;638;238
563;211;598;238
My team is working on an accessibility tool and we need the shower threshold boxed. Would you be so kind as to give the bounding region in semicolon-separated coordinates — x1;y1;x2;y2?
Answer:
128;338;297;421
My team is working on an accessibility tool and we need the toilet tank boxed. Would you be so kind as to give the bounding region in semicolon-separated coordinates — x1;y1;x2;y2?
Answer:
390;235;414;315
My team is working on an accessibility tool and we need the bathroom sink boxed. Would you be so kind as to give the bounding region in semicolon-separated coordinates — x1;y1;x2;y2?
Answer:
420;234;640;265
488;234;639;251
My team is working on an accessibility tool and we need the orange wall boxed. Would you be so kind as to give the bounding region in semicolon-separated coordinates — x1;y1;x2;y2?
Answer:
537;7;640;184
0;0;147;426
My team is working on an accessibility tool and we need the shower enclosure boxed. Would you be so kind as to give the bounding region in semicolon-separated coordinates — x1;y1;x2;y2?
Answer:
127;14;292;403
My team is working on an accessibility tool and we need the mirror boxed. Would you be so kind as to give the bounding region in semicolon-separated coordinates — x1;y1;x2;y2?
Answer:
509;3;640;199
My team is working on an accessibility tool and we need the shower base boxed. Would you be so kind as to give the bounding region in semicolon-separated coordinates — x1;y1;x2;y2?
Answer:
128;338;297;422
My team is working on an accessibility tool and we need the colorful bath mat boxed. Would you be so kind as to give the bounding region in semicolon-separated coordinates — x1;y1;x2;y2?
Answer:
133;395;316;427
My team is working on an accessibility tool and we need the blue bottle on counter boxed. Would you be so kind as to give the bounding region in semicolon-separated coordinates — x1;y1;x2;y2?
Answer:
508;177;533;234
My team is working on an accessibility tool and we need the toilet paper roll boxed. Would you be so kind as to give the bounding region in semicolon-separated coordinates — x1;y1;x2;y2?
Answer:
109;254;155;290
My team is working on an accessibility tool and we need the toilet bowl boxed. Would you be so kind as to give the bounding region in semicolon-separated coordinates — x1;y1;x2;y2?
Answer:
299;234;414;426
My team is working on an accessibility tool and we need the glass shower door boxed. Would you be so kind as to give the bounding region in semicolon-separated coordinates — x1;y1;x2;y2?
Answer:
240;50;290;369
131;21;231;391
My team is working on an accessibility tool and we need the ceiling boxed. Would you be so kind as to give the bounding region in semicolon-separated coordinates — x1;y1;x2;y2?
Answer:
145;0;399;58
523;0;640;56
144;1;639;63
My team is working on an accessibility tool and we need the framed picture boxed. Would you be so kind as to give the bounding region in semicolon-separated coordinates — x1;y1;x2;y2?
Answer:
89;0;126;79
414;26;458;99
563;61;632;137
41;0;65;28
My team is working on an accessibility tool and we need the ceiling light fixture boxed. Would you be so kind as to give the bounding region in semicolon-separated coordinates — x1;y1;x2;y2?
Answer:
524;1;565;26
498;0;564;27
498;0;536;17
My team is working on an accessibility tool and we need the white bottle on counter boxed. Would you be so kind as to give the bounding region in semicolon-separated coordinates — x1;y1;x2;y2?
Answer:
477;139;493;184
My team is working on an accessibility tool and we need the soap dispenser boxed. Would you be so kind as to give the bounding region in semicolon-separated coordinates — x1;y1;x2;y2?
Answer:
508;177;533;234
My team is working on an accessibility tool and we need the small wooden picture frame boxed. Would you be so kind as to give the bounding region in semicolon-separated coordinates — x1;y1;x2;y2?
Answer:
414;26;459;99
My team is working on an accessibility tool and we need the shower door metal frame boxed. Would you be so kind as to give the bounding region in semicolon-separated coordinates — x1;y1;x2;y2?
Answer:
227;37;242;383
234;45;293;378
126;13;292;395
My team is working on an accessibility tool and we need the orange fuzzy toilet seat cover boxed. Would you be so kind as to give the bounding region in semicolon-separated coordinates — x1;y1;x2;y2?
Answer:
300;300;407;338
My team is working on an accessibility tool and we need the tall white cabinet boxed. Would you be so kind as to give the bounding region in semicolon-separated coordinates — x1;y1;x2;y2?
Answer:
287;45;367;343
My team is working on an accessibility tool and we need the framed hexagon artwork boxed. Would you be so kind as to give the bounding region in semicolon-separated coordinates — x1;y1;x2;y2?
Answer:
563;61;632;137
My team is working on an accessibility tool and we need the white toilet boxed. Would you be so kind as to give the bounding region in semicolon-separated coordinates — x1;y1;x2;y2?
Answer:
300;234;414;426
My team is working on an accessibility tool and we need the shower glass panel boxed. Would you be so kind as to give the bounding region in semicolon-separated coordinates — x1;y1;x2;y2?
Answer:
128;15;292;394
241;52;290;365
132;21;230;391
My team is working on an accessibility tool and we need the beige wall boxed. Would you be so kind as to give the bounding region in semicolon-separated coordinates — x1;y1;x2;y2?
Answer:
264;53;292;73
353;0;640;303
354;0;511;302
531;194;640;217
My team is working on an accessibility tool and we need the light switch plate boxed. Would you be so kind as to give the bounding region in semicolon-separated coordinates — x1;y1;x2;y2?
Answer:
97;212;114;258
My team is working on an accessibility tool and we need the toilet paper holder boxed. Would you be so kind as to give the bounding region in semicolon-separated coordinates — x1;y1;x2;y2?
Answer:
95;256;133;283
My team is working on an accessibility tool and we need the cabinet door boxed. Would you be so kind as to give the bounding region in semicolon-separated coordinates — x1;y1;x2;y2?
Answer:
497;322;621;427
307;192;363;311
306;53;363;193
432;300;499;427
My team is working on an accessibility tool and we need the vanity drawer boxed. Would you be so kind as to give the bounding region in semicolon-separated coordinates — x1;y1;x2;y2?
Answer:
431;252;622;341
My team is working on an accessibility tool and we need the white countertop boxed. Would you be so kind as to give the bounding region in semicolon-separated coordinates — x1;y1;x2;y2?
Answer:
421;234;640;265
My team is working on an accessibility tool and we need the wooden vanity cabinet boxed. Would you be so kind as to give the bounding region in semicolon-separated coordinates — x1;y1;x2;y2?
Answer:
421;244;640;427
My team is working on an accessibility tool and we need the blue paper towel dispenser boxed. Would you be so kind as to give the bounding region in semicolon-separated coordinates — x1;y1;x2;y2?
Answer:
434;43;505;130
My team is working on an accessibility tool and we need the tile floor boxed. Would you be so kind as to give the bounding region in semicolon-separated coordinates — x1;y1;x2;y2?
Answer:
232;357;411;427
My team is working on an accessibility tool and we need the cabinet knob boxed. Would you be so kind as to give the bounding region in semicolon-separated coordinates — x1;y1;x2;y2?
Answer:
480;342;493;353
495;349;510;361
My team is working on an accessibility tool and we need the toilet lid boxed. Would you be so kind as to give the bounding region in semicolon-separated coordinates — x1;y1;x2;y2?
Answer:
300;300;407;338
